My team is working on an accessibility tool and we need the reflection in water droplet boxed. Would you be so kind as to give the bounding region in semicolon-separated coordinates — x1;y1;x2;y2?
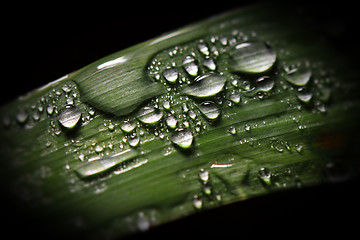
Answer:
171;128;193;149
229;42;276;73
182;73;226;98
137;106;163;124
58;105;81;129
283;67;312;86
197;101;220;120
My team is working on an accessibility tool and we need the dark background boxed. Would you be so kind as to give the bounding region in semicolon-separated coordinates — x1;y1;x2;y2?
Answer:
2;0;359;239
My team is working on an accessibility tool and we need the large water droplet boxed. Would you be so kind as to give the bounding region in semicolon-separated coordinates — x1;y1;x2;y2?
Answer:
58;104;81;129
197;101;220;120
171;128;193;149
137;106;163;124
229;42;276;73
182;73;226;98
283;67;312;86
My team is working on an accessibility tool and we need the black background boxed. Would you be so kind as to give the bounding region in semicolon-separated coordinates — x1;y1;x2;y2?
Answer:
2;0;359;239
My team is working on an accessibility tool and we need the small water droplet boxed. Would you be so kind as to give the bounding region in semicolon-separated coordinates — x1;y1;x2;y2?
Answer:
192;195;203;210
182;73;226;98
166;114;178;129
295;143;303;152
182;56;199;76
229;42;276;73
137;106;163;124
108;123;115;131
199;169;210;183
16;109;28;124
120;120;136;132
163;67;179;83
202;182;212;195
258;167;272;185
171;128;193;149
162;100;171;110
296;88;313;103
203;57;216;70
137;212;150;232
129;135;140;147
229;126;237;135
58;105;82;129
283;67;312;86
95;145;104;153
198;42;209;55
229;92;241;103
197;101;220;120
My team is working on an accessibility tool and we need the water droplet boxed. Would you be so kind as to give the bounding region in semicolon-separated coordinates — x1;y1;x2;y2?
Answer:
95;145;104;153
203;57;216;70
202;182;212;195
192;195;203;210
163;67;179;83
108;123;115;131
129;135;140;147
199;169;209;183
258;167;272;185
295;144;303;152
165;114;178;129
229;42;276;73
58;105;82;129
197;101;220;120
137;106;163;124
296;88;313;103
198;42;209;55
229;126;237;135
16;109;28;124
182;73;226;98
182;56;199;76
137;212;150;232
120;120;136;132
171;128;193;149
283;67;312;86
256;76;274;92
229;92;241;103
162;100;171;110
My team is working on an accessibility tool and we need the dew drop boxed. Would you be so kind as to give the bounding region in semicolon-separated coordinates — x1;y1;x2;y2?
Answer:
229;42;276;73
283;67;312;86
229;93;241;103
120;120;136;132
16;109;28;124
162;100;171;110
182;56;199;76
182;73;226;98
198;42;209;55
199;169;209;183
192;195;203;210
57;104;81;129
163;67;179;83
171;128;193;149
95;145;104;153
203;57;216;70
197;101;220;120
166;114;178;129
258;167;272;185
229;126;237;135
129;135;140;147
137;106;163;124
296;88;313;103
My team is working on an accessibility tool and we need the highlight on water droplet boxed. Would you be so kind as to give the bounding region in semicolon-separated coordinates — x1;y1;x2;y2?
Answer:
58;104;81;129
229;42;277;73
182;73;226;98
171;128;193;149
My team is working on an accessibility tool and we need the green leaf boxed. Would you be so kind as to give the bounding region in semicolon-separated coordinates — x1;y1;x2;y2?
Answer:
1;2;359;239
